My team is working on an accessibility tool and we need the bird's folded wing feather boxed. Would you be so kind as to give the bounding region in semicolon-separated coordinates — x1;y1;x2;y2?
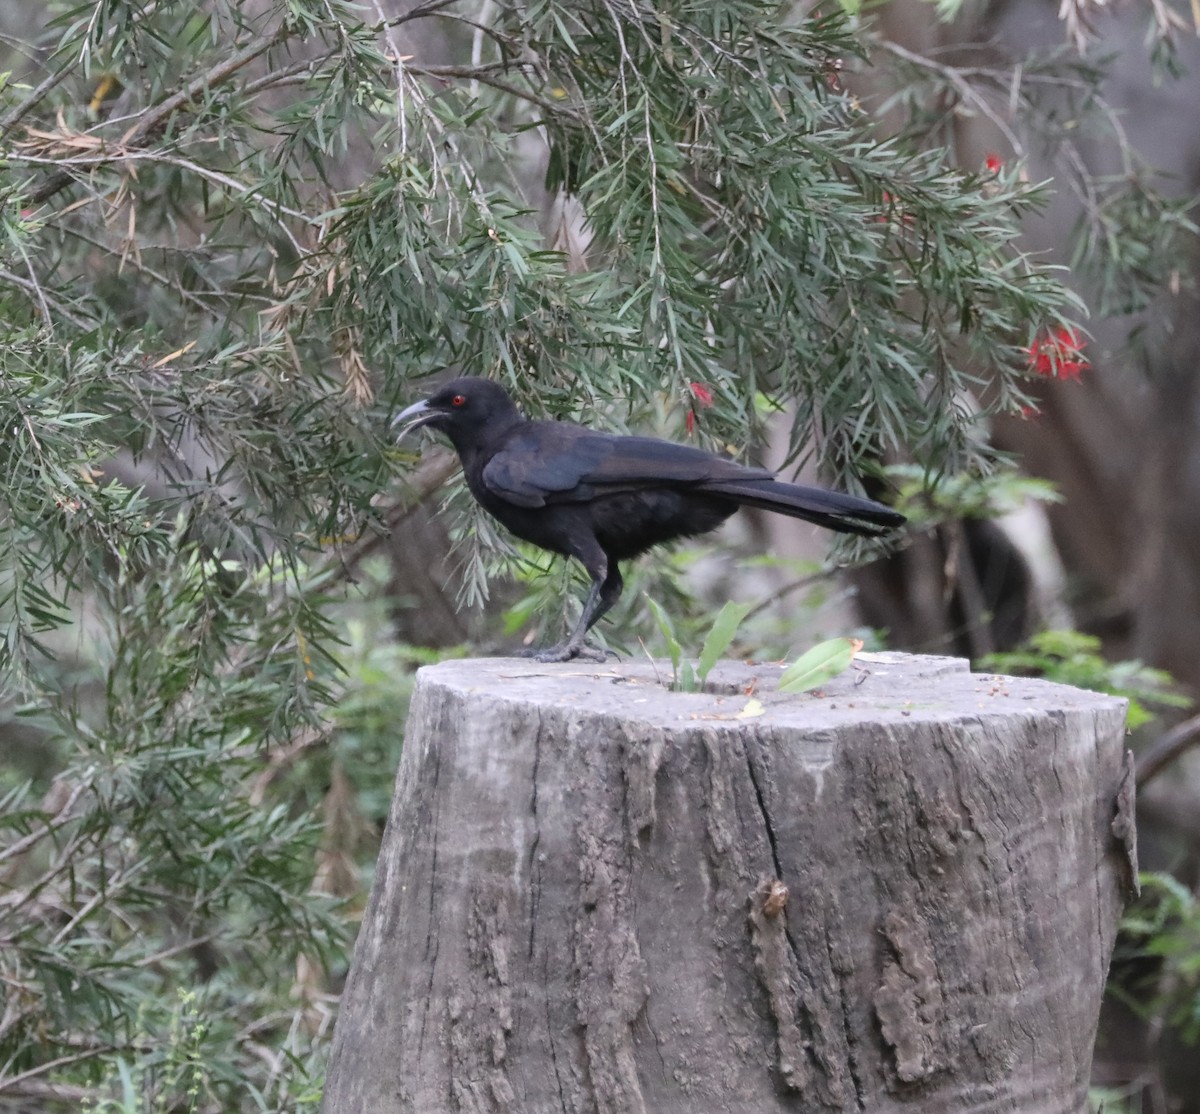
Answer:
481;425;772;508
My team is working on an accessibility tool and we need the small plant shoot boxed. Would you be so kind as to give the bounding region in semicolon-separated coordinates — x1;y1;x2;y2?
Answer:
645;597;752;692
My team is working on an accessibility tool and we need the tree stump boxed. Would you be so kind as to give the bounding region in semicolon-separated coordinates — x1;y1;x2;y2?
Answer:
323;653;1135;1113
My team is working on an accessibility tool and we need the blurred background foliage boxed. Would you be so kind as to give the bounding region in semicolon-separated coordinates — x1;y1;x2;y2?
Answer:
0;0;1199;1109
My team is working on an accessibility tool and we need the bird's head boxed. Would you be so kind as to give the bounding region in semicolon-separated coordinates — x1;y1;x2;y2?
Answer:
393;377;522;451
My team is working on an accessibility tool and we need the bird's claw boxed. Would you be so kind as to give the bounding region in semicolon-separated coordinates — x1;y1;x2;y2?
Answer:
528;641;608;664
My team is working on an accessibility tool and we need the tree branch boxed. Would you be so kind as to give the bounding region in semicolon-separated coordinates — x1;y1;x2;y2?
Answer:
380;0;466;28
0;66;74;142
0;1048;112;1096
318;449;459;582
1136;711;1200;786
405;63;578;117
28;24;291;206
0;781;87;868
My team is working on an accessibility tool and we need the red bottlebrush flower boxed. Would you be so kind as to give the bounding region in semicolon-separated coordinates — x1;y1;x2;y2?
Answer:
688;381;714;407
1028;327;1089;380
685;409;696;435
985;153;1003;174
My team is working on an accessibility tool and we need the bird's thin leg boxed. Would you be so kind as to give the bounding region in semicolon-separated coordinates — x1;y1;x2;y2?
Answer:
531;558;623;664
533;578;605;664
584;564;623;634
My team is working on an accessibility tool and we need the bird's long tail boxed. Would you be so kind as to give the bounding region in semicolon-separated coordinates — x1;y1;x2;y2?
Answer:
701;479;905;537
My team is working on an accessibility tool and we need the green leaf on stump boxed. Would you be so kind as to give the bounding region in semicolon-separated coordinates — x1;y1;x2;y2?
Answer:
778;637;862;694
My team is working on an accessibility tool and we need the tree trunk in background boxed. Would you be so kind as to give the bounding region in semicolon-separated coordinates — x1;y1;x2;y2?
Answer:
323;653;1132;1113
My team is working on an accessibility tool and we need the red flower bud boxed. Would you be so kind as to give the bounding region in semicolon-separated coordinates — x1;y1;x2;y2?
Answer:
1028;327;1089;380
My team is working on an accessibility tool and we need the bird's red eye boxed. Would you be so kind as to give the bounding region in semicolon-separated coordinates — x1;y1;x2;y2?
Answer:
451;394;467;408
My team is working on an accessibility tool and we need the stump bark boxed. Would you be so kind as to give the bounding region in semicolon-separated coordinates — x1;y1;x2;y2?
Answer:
323;653;1134;1114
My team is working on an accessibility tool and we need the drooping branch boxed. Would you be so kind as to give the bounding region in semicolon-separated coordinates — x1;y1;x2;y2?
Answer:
25;24;292;206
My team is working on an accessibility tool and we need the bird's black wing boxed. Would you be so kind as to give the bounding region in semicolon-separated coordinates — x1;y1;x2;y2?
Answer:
481;423;772;508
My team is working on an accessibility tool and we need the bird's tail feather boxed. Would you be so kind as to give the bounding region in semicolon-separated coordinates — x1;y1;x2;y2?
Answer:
701;479;905;537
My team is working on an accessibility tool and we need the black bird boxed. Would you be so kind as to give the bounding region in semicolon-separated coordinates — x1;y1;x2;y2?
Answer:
395;377;905;662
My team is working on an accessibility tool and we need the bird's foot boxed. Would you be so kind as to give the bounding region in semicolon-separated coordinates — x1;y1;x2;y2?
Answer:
525;641;608;664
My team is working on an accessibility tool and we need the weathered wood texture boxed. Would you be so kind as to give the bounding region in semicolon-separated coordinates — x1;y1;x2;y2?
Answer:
323;653;1133;1114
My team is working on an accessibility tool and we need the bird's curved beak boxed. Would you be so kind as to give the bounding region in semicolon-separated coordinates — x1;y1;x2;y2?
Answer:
392;398;438;439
